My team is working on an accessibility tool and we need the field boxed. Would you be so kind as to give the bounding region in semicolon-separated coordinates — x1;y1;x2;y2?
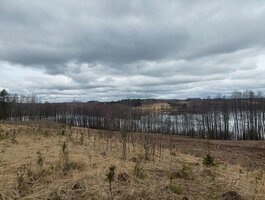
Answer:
137;102;173;112
0;121;264;200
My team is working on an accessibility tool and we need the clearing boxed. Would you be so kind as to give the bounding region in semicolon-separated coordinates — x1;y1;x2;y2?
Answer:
0;121;264;199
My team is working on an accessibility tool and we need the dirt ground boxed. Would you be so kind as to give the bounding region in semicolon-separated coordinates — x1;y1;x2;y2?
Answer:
155;135;265;170
0;121;264;199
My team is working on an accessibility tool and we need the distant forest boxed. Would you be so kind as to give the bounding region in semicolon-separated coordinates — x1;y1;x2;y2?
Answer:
1;89;265;140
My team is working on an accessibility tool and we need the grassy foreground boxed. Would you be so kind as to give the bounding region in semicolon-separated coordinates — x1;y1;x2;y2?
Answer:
0;122;264;200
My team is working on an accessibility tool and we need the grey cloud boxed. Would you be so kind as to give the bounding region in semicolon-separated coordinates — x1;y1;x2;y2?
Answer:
0;0;190;67
1;0;265;101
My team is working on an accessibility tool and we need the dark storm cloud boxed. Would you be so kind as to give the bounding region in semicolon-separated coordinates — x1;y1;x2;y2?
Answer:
1;0;265;101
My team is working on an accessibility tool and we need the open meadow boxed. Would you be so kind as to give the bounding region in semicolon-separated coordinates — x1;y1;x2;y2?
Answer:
0;121;264;200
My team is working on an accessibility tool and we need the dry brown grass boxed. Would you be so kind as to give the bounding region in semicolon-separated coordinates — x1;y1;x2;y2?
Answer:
138;103;172;112
0;123;264;200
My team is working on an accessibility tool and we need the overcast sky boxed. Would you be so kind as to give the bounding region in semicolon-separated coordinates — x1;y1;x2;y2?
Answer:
1;0;265;102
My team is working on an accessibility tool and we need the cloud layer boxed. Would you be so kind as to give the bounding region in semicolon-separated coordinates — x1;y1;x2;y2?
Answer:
1;0;265;101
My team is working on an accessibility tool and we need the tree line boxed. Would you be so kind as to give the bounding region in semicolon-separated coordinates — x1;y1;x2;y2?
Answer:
0;89;265;140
